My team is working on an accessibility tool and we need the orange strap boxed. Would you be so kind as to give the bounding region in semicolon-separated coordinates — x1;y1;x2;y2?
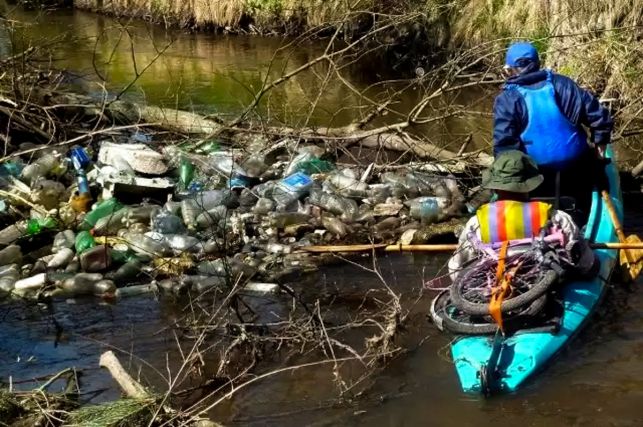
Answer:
489;242;510;331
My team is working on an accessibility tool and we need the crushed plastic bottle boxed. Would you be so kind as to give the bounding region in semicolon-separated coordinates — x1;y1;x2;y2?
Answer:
25;217;57;236
209;151;247;178
272;172;313;207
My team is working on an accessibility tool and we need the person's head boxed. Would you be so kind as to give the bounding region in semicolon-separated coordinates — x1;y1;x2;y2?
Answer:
503;41;540;78
482;150;543;200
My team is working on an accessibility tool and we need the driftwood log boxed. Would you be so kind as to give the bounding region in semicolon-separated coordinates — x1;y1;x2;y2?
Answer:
37;90;493;169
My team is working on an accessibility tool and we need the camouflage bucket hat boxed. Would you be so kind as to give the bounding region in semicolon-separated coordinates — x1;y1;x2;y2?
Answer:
482;150;544;193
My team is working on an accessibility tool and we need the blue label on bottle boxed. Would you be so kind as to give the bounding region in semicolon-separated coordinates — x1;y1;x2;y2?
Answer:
70;147;90;171
282;172;312;188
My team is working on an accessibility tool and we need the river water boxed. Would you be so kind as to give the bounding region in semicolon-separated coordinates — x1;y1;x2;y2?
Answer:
0;6;642;427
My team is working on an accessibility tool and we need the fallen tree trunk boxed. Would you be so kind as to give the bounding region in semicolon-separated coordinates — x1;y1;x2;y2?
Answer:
42;90;494;168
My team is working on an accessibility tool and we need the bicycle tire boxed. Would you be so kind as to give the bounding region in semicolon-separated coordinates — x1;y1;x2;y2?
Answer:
450;266;559;316
429;290;548;335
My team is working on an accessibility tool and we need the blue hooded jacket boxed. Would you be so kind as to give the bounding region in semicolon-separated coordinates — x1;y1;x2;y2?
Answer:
493;68;613;160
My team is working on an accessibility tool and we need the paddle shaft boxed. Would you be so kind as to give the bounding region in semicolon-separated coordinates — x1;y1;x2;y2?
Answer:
301;242;643;253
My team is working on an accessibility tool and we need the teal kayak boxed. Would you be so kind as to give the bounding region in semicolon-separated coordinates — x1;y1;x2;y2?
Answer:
451;147;622;394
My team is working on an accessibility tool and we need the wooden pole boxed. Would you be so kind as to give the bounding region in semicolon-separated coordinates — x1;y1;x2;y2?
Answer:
299;242;643;254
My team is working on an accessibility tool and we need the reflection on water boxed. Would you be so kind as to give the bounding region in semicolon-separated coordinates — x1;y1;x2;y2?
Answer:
1;5;494;148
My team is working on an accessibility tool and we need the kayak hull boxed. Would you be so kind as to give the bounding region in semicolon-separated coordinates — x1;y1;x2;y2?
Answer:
451;150;621;394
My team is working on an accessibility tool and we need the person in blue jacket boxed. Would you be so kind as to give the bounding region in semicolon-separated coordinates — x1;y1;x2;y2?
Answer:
493;41;613;220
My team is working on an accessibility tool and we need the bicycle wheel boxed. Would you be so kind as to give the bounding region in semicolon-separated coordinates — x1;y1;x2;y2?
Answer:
430;290;498;335
429;290;548;335
450;253;559;316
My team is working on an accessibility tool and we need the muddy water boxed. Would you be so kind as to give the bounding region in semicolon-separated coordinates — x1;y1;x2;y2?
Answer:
0;6;641;427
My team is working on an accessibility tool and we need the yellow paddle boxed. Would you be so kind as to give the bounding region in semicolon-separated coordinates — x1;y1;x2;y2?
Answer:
601;190;643;281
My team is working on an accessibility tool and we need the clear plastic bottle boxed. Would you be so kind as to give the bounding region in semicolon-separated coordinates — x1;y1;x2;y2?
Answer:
406;196;450;224
166;234;202;253
151;209;185;234
308;189;358;221
20;153;66;183
0;245;22;266
196;206;228;229
327;171;368;198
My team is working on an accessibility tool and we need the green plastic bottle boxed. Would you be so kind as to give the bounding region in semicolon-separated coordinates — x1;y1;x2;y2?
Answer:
75;231;96;254
79;198;124;230
25;217;57;236
178;157;195;191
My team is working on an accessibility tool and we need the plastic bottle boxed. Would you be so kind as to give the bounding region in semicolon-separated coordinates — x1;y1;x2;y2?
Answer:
322;216;348;238
178;157;195;192
93;208;128;235
0;264;19;295
52;230;76;253
308;189;358;220
80;198;125;230
20;153;65;183
284;152;315;176
115;283;158;299
197;258;228;276
366;184;393;204
269;212;311;229
167;234;202;253
272;172;313;206
196;206;228;229
25;217;57;236
126;204;161;226
240;153;269;178
69;146;91;171
79;245;113;272
0;245;22;266
47;248;75;269
327;171;368;198
180;199;199;230
59;273;104;296
14;273;47;293
0;161;23;178
406;196;450;224
75;230;96;254
253;197;275;215
110;259;143;283
0;222;26;245
120;231;170;257
209;151;247;178
152;209;185;234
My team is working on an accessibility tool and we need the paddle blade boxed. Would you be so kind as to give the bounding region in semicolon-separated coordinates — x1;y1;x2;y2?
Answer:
619;235;643;281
